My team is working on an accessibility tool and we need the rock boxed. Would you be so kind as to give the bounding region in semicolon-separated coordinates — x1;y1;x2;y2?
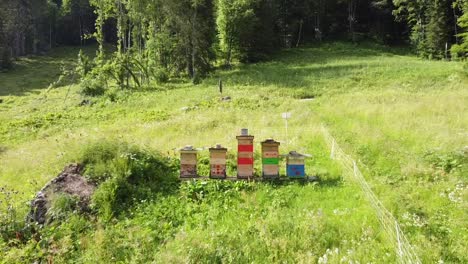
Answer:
27;164;96;225
308;176;319;182
79;99;92;106
181;106;199;112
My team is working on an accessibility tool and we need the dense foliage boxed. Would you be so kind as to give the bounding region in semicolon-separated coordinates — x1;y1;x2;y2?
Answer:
0;0;95;70
2;0;468;75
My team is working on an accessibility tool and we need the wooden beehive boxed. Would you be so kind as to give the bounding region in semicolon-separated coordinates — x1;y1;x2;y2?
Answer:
236;129;254;179
180;145;198;178
286;151;306;178
209;144;227;179
261;139;280;179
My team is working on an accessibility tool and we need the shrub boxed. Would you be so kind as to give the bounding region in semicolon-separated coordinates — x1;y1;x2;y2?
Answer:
424;149;467;174
81;141;178;220
154;68;169;84
80;74;106;96
0;186;22;242
46;193;80;223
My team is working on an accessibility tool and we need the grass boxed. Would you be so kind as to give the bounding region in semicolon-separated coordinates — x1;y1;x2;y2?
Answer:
0;41;467;263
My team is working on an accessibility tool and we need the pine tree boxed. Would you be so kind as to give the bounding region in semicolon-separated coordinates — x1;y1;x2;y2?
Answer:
451;0;468;59
426;0;450;59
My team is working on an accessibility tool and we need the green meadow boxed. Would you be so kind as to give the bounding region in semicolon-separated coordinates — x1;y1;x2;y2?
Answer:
0;42;467;263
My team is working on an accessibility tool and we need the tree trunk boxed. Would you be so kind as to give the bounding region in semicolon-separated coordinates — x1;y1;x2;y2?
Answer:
296;19;303;47
348;0;357;42
191;9;197;81
453;5;459;44
79;10;83;46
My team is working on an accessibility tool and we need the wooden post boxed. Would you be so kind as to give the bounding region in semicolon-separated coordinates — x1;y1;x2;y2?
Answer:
209;144;227;179
261;139;280;179
236;129;254;179
180;145;198;178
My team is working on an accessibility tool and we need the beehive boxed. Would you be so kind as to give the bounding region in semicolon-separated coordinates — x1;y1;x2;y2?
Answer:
209;144;227;179
286;151;306;178
261;139;280;179
236;129;254;179
179;145;198;178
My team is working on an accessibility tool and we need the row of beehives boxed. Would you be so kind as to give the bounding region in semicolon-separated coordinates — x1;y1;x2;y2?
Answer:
179;129;310;179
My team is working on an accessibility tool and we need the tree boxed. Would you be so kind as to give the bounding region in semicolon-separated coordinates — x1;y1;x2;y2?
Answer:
426;0;450;59
451;0;468;59
216;0;256;66
58;0;95;46
393;0;455;59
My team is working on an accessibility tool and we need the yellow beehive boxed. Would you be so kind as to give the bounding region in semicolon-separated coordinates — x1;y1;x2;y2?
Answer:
180;145;198;178
209;144;227;179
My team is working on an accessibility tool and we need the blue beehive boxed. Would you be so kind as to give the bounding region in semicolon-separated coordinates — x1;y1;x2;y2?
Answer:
286;151;310;178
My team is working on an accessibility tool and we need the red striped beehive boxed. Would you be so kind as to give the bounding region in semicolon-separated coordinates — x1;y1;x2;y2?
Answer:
179;145;198;178
261;139;280;179
236;128;254;179
209;144;227;179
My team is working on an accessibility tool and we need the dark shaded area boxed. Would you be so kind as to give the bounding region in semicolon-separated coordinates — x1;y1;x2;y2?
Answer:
0;45;96;97
317;177;343;188
210;42;411;98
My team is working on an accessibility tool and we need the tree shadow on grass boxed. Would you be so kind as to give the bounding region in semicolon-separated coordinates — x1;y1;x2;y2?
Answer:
208;42;411;94
0;46;96;97
261;175;343;188
318;177;343;188
212;63;369;98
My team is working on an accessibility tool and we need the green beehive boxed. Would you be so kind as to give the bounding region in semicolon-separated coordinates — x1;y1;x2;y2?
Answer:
261;139;280;179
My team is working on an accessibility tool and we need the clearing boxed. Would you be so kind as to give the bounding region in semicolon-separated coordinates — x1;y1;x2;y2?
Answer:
0;42;467;263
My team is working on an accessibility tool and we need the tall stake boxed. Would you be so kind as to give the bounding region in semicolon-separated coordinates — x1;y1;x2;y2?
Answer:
282;112;291;149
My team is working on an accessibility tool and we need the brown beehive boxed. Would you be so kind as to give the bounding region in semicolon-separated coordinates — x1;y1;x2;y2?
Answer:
236;128;254;179
209;144;227;179
261;139;280;179
179;145;198;178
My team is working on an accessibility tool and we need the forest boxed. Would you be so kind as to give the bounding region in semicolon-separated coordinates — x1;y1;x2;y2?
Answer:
1;0;467;263
1;0;468;83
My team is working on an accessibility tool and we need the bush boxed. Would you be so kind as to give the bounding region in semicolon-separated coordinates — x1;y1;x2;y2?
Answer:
154;68;169;84
80;75;106;96
424;149;468;174
81;141;178;220
46;193;80;223
76;50;108;96
0;187;22;242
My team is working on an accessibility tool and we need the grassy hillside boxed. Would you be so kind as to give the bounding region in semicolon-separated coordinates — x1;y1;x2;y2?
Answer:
0;42;467;263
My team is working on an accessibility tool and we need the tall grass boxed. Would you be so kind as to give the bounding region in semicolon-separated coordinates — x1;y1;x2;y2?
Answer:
0;41;467;262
